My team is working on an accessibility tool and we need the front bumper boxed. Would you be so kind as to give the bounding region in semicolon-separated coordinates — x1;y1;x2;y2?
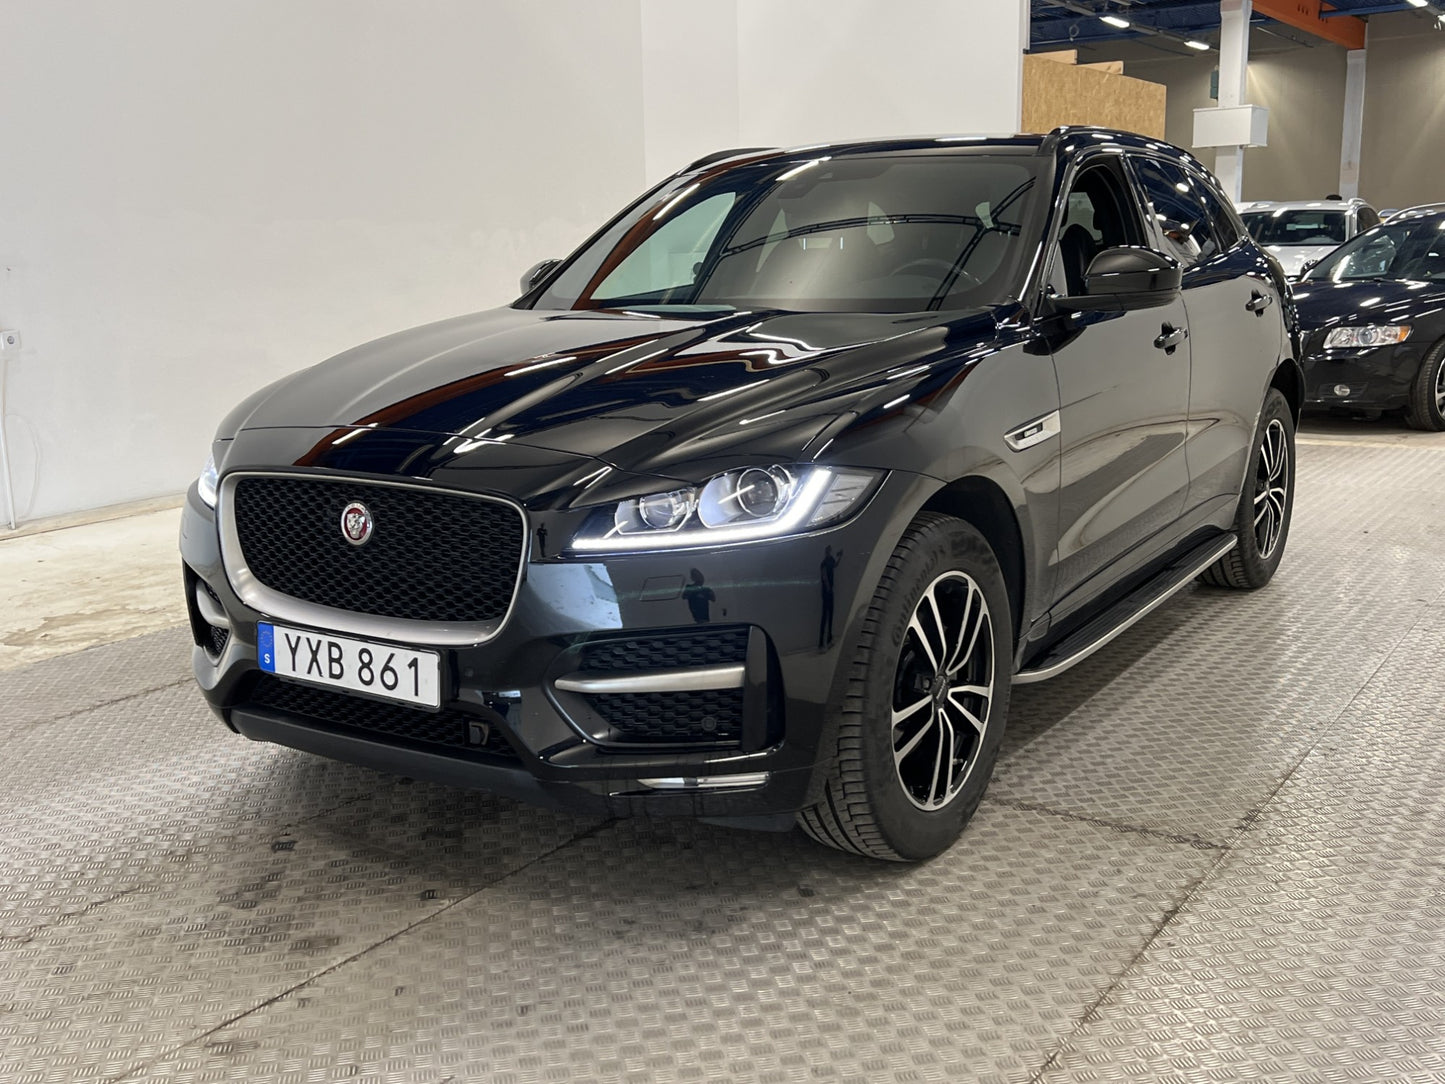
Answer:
1301;341;1426;410
180;470;927;821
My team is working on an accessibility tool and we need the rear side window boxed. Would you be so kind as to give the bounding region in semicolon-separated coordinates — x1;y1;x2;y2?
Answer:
1131;156;1222;268
1189;170;1242;250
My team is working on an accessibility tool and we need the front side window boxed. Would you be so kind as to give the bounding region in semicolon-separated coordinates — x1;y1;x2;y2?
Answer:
532;155;1042;314
1307;218;1445;282
1242;208;1349;247
1132;156;1221;268
1050;162;1145;296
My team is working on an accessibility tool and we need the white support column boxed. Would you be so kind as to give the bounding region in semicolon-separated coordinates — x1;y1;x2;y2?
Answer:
1339;35;1368;200
1214;0;1253;202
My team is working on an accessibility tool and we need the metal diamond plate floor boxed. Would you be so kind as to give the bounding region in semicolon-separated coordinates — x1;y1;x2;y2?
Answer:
3;430;1444;1083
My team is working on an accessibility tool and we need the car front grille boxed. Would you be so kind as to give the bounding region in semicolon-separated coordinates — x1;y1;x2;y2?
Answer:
246;674;516;760
230;476;524;624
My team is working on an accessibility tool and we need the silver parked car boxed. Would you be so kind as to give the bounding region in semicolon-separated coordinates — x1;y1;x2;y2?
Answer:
1239;198;1379;280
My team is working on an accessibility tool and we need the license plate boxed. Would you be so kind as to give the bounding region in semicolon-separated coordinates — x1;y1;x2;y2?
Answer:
257;622;441;709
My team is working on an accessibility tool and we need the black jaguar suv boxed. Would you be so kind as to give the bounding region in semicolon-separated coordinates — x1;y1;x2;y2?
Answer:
182;128;1299;861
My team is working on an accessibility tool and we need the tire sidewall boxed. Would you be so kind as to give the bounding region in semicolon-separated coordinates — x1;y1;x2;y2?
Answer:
1409;343;1445;431
1233;389;1296;582
853;517;1012;861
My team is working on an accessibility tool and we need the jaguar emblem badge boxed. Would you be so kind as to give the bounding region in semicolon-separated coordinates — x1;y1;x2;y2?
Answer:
340;501;374;547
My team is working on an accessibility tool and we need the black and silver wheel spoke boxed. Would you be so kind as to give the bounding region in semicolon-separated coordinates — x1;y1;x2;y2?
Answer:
1436;363;1445;413
1252;419;1289;560
892;572;994;811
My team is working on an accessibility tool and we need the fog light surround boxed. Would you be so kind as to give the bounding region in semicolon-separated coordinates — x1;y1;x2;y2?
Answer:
639;773;771;790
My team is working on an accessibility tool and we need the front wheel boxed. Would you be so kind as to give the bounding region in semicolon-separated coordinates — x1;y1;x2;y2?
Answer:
1404;339;1445;432
1199;387;1295;590
798;513;1012;862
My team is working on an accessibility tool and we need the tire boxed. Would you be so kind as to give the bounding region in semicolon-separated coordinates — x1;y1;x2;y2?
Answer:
1403;339;1445;432
797;513;1012;862
1199;388;1295;590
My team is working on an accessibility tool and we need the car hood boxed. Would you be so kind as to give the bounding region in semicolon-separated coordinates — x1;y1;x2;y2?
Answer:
1290;278;1445;333
220;304;1000;482
1266;244;1337;278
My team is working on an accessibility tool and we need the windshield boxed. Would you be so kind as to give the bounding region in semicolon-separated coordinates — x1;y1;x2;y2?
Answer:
1304;218;1445;282
531;154;1042;314
1242;208;1348;247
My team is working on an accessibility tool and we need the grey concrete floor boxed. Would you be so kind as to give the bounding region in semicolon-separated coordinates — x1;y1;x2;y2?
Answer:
1;418;1443;1083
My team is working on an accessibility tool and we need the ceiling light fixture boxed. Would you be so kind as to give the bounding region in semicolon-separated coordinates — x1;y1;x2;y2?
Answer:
1100;14;1131;28
1406;0;1427;8
1185;39;1210;50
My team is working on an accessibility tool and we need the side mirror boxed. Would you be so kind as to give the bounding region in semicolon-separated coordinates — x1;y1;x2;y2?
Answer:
520;258;561;296
1054;247;1182;312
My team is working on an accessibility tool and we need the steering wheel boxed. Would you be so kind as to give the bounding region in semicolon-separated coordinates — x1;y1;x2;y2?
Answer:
893;258;981;290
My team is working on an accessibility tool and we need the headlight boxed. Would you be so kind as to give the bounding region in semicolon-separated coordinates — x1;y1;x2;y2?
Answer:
571;465;880;553
1324;325;1411;349
197;453;219;508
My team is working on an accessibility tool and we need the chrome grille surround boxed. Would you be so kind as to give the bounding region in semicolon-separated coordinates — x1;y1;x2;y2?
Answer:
218;471;529;647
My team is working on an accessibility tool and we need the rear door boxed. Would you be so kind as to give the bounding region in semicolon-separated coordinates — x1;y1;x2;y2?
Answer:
1128;154;1283;515
1039;154;1193;617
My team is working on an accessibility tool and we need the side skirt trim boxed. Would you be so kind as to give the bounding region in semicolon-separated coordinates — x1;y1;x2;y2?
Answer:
1014;534;1237;685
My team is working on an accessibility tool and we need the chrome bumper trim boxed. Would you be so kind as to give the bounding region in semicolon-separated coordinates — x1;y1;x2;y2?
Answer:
639;772;770;790
554;663;746;695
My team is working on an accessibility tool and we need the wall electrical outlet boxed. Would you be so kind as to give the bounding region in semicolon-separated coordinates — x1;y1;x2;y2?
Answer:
0;330;19;353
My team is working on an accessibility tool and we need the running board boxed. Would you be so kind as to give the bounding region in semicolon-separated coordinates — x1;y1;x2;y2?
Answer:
1014;534;1237;685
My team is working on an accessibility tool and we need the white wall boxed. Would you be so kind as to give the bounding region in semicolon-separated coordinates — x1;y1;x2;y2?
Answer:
1;0;1025;522
0;0;646;521
642;0;1029;184
735;0;1027;147
641;0;741;182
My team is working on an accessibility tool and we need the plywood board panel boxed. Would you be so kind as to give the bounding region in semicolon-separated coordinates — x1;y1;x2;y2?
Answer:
1023;53;1167;139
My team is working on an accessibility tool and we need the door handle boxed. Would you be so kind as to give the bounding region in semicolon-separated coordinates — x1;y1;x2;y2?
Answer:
1246;291;1273;315
1153;324;1188;354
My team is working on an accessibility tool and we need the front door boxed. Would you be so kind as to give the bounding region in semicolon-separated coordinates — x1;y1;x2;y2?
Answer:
1041;157;1193;619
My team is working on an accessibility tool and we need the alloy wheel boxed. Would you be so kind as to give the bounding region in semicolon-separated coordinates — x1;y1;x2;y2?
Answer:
1435;361;1445;415
891;571;994;811
1254;418;1289;560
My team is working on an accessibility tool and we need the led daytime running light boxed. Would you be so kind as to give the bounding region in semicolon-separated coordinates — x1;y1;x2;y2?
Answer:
571;466;874;553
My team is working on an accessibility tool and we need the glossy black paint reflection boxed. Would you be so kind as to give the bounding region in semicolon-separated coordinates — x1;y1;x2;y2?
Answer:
1294;210;1445;410
185;127;1293;820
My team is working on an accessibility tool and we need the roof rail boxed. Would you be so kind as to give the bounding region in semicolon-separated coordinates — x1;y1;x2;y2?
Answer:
1386;202;1445;221
680;147;779;173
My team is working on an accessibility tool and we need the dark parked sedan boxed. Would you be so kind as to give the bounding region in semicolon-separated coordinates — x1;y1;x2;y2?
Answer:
1294;206;1445;430
183;127;1299;861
